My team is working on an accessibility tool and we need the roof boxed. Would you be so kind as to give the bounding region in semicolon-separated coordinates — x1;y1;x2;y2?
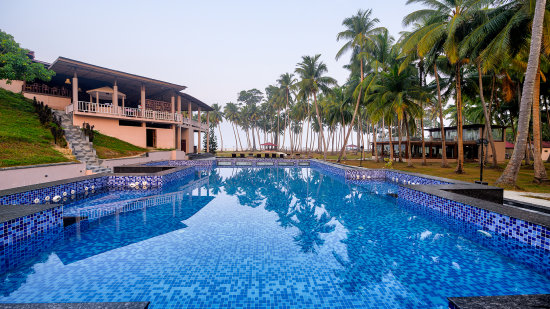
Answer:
425;124;507;132
506;142;514;149
50;57;187;91
261;142;277;146
180;93;213;112
543;141;550;148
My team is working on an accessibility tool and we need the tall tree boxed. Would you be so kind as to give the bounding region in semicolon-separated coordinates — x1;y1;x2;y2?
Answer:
277;73;297;151
295;55;337;159
497;0;548;186
404;0;493;173
0;30;55;83
335;9;382;162
209;103;224;151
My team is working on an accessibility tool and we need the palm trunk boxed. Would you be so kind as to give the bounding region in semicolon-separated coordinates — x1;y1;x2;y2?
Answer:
405;115;413;167
389;119;394;162
337;59;364;162
532;66;548;182
398;117;403;162
312;92;328;159
477;62;498;168
373;123;379;162
434;63;448;167
421;103;426;166
455;63;464;173
218;125;224;151
497;0;547;186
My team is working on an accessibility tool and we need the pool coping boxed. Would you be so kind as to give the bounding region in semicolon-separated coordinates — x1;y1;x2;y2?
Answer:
310;159;550;228
448;294;550;309
0;302;150;308
0;203;61;223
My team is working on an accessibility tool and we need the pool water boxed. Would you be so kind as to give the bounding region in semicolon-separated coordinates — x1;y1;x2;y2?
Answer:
1;167;549;308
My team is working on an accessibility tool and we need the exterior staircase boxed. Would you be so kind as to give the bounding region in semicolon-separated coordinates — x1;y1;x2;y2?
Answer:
55;111;112;174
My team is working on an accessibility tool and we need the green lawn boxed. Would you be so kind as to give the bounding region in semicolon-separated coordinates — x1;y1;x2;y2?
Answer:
93;132;146;159
0;88;70;167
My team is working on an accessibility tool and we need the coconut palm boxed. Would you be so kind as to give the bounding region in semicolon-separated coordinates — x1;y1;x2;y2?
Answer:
209;104;224;151
295;54;337;159
497;0;548;186
277;73;297;152
403;0;494;173
335;10;383;161
223;102;243;151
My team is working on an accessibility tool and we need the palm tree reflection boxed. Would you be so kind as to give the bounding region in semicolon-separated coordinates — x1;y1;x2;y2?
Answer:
219;167;335;253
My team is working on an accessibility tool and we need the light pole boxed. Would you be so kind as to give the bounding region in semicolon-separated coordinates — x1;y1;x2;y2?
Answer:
475;136;489;185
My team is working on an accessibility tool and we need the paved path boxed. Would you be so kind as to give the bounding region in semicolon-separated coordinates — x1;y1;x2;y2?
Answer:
504;191;550;208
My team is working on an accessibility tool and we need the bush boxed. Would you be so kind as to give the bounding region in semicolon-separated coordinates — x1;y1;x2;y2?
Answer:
81;122;95;142
32;97;66;147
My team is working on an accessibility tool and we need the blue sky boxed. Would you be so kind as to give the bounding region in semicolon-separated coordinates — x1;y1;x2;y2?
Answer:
1;0;423;149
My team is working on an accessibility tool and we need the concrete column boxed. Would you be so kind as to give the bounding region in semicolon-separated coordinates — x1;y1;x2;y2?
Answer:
72;72;78;104
206;111;210;153
140;85;146;117
188;101;192;121
197;107;201;153
171;95;175;114
112;81;118;113
176;96;182;150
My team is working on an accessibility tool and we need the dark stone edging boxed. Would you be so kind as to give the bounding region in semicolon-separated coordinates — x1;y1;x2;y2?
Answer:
448;294;550;309
0;302;150;308
0;203;61;223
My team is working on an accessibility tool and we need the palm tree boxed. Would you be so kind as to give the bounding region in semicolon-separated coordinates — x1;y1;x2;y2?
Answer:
335;10;382;162
295;54;337;159
223;102;243;151
210;103;224;151
277;73;297;151
497;0;548;186
404;0;493;173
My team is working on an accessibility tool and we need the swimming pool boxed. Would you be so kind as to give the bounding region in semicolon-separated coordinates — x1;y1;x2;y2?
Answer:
1;167;549;308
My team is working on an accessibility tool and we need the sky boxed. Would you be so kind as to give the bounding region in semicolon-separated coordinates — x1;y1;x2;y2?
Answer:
1;0;423;150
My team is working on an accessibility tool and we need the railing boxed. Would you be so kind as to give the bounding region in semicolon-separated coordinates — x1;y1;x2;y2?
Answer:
69;102;205;128
74;101;180;123
23;83;71;97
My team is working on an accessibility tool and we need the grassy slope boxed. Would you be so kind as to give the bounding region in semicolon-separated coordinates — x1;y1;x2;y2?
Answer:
93;132;146;159
0;88;69;167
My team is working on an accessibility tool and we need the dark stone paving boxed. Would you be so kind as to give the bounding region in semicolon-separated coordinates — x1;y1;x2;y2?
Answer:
448;294;550;308
0;204;60;223
0;302;149;309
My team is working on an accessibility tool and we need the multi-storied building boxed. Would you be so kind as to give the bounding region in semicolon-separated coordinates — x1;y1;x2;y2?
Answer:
1;55;212;153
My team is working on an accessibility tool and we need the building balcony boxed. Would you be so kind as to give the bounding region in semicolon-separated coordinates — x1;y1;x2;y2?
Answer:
67;101;182;124
65;102;208;130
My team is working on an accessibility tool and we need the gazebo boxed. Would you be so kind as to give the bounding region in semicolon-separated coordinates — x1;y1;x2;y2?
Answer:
86;86;127;107
260;142;277;151
346;144;358;151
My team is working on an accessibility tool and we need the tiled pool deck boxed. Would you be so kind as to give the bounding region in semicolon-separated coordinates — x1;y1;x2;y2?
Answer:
0;157;549;306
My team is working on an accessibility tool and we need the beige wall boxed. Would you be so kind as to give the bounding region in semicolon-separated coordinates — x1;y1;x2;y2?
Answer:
154;127;175;149
73;115;147;148
0;79;24;93
23;92;71;111
486;141;507;163
543;148;550;161
0;162;86;190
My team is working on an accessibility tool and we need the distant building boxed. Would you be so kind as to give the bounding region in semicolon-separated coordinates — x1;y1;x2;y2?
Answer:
0;55;212;153
371;124;507;163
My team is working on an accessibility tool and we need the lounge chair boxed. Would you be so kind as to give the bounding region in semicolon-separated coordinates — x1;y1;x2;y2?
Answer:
256;154;261;158
240;153;245;158
271;153;276;158
279;154;284;158
264;153;270;158
232;153;237;158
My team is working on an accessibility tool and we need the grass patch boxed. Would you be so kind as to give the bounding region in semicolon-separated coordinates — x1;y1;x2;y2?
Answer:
93;131;146;159
0;88;70;167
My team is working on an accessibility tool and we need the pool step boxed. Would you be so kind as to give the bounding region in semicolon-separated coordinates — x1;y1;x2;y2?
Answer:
503;198;550;215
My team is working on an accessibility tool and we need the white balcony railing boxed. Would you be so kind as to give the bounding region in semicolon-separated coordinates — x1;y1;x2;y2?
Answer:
70;102;206;129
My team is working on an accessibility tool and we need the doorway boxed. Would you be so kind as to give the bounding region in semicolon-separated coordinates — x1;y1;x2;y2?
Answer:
146;129;156;148
181;139;186;152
